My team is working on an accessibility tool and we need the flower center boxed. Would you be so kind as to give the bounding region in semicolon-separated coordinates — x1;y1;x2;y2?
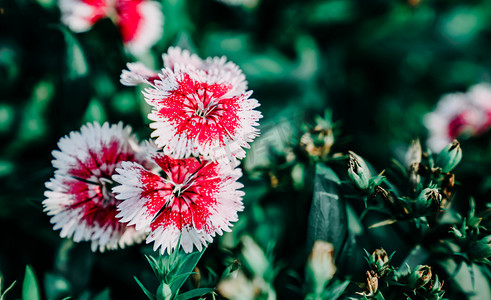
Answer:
183;88;222;120
163;171;197;204
99;177;116;206
195;107;208;118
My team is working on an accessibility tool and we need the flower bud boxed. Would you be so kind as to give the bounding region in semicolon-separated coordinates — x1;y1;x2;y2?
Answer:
408;162;421;190
348;151;371;190
405;139;422;169
217;270;256;300
300;129;334;160
356;271;378;297
436;140;462;173
306;240;337;295
370;248;390;276
408;265;432;289
416;188;442;213
366;271;379;296
241;236;269;278
157;283;172;300
468;235;491;261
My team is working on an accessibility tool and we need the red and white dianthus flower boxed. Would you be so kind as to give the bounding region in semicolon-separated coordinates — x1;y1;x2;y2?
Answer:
120;47;261;163
424;83;491;152
112;153;244;254
59;0;163;55
121;47;246;91
43;122;154;251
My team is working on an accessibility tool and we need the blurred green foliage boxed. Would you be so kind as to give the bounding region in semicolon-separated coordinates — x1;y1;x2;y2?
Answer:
2;0;491;299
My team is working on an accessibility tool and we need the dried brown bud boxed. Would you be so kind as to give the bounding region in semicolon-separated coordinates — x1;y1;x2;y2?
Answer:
405;139;422;169
300;128;334;160
409;265;432;289
356;271;379;297
416;188;442;213
370;248;390;276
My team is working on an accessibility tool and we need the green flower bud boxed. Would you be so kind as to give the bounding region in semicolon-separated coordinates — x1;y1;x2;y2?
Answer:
348;151;372;190
370;248;390;276
468;235;491;261
416;188;442;213
408;265;432;289
157;283;172;300
306;240;337;295
436;140;462;173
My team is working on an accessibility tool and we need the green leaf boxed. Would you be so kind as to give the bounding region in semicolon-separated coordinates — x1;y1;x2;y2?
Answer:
306;164;347;254
176;288;215;300
22;266;40;300
134;276;156;300
44;273;71;300
45;25;89;80
316;163;341;185
0;280;16;300
93;288;111;300
82;98;107;123
57;26;89;79
326;280;350;300
145;255;161;279
170;250;205;294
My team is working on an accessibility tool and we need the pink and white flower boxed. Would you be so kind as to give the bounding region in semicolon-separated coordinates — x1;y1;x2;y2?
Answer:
424;83;491;152
59;0;111;32
43;122;154;251
59;0;163;55
112;154;244;254
121;47;261;163
120;47;247;92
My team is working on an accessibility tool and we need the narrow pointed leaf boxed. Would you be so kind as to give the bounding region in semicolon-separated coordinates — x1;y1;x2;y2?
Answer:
134;276;156;300
176;288;215;300
22;266;40;300
170;250;205;294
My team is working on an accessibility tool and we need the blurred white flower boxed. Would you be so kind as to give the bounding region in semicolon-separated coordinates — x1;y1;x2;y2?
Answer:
306;240;337;294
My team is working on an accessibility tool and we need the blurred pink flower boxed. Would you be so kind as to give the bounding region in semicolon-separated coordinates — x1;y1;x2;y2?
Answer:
43;122;154;251
112;153;244;254
424;83;491;152
59;0;163;55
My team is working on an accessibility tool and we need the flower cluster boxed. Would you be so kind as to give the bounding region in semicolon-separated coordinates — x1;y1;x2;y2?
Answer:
44;48;261;254
59;0;164;55
424;83;491;152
